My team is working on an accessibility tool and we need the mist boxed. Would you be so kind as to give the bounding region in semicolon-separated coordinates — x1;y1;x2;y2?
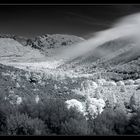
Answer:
57;12;140;61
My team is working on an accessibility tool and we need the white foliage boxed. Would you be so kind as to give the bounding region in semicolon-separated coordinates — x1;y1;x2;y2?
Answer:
117;81;125;86
72;88;85;96
6;94;22;105
81;80;98;91
9;90;14;94
86;97;105;109
104;81;117;86
108;81;117;86
16;82;20;88
33;88;39;91
65;99;85;114
16;96;22;105
86;98;105;119
129;92;140;112
120;85;126;92
38;81;45;86
125;79;135;85
65;97;106;120
35;95;40;103
25;72;31;80
1;72;10;76
54;84;58;90
87;104;98;118
64;86;69;90
135;79;140;85
81;80;98;97
96;79;106;86
31;73;42;82
93;89;102;99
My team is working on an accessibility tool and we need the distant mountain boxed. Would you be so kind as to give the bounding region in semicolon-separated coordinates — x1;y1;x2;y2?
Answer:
1;33;140;81
0;34;28;46
0;37;46;63
0;34;84;63
58;37;140;80
26;34;85;56
60;38;134;68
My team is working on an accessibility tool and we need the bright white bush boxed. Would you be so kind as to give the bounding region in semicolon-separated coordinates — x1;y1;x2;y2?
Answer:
87;104;98;118
9;90;14;94
6;94;22;105
1;72;10;76
38;80;45;86
65;99;85;114
63;86;69;90
16;96;22;105
120;85;126;92
35;95;40;103
80;80;98;97
31;73;42;82
86;97;106;119
117;81;125;86
96;79;106;86
16;82;20;88
81;80;98;91
125;79;135;85
24;72;31;81
104;81;117;86
112;93;117;105
65;97;106;120
54;84;58;90
33;88;39;91
86;97;105;109
129;92;140;112
72;88;85;97
134;79;140;85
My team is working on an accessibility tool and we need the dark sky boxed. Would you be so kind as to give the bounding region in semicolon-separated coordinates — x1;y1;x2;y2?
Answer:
0;5;140;39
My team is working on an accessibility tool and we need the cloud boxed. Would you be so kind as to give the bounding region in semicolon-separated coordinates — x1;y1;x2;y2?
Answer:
57;12;140;61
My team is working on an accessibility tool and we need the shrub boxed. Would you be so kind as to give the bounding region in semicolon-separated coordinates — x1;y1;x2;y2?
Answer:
31;98;89;135
88;108;128;135
129;92;140;112
104;81;117;87
116;81;125;86
134;79;140;85
125;80;135;85
16;98;44;119
96;79;106;86
60;117;89;135
81;80;98;91
61;42;67;46
0;107;7;134
65;99;85;115
120;86;126;92
125;109;140;135
6;113;46;135
86;97;106;119
38;98;77;134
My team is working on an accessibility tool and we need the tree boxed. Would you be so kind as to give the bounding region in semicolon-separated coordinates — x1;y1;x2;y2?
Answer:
88;108;128;135
6;113;46;135
125;109;140;135
60;117;89;135
0;107;7;134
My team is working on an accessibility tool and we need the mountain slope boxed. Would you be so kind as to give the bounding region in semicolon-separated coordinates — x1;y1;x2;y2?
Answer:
0;37;46;63
0;34;85;70
60;38;140;71
27;34;85;57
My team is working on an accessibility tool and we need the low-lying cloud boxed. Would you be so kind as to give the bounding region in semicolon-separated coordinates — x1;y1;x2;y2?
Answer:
57;12;140;61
